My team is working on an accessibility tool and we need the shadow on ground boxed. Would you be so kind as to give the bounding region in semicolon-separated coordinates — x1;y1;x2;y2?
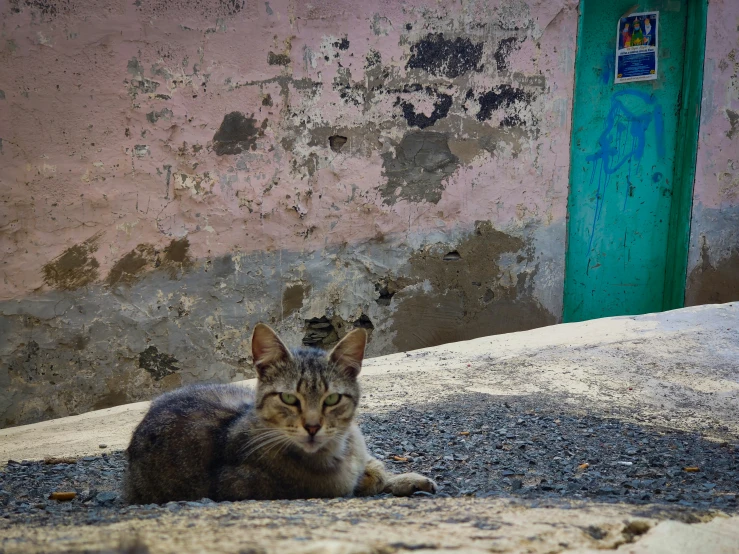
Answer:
363;393;738;514
0;393;736;530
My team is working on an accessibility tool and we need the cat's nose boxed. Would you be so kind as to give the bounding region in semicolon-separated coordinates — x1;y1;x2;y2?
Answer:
304;423;321;436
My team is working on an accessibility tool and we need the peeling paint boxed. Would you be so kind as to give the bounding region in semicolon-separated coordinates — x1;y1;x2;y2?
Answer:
0;0;584;426
212;112;266;155
380;131;459;205
268;52;291;66
138;346;180;381
406;33;483;79
398;87;453;129
726;109;739;140
475;85;534;123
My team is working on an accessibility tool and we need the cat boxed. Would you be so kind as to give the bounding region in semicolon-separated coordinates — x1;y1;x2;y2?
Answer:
124;323;437;504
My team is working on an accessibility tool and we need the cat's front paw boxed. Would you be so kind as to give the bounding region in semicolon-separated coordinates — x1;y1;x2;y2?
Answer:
385;473;437;497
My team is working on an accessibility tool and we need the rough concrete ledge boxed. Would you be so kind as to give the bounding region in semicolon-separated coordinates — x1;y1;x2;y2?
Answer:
1;303;738;553
2;497;737;554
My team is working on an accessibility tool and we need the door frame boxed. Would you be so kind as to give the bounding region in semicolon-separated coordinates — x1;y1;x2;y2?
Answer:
563;0;708;321
662;0;708;310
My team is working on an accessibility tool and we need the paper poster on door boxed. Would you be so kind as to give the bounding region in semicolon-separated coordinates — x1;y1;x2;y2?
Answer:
615;12;658;84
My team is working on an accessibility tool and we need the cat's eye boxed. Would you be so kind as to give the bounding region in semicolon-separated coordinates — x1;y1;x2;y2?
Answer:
280;392;299;406
324;393;341;406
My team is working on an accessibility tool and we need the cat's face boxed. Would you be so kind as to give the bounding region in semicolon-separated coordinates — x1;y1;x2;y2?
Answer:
250;324;366;454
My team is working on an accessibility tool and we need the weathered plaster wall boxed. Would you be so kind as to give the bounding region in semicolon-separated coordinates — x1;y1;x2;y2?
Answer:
0;0;576;426
686;0;739;306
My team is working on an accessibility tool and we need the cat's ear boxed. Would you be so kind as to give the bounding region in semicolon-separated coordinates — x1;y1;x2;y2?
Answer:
251;323;292;379
328;328;367;378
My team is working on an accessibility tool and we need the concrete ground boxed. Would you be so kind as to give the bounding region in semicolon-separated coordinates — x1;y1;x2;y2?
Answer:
1;303;738;553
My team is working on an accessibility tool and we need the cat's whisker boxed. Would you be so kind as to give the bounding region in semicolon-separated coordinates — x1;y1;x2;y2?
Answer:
252;435;294;463
123;324;435;504
250;436;292;462
238;438;283;459
237;428;286;455
240;435;286;458
241;433;293;460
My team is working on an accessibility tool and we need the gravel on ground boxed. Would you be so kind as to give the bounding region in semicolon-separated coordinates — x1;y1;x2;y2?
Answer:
1;394;735;530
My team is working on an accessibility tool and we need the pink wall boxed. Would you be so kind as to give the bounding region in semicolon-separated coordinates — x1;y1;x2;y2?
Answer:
686;0;739;305
0;0;576;426
1;0;736;427
0;0;574;300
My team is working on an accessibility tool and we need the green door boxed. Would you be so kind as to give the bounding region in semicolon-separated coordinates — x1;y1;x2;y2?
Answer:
564;0;706;322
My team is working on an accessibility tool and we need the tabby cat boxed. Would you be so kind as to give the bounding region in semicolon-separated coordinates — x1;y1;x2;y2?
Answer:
124;323;437;504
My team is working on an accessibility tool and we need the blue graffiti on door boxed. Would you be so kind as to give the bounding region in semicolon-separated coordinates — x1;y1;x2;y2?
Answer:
585;89;664;252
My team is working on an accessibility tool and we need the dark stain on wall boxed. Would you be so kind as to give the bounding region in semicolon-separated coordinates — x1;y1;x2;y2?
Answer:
8;340;41;382
9;0;70;17
268;51;291;66
146;108;173;124
406;33;483;79
726;109;739;139
476;85;532;122
107;244;157;287
218;0;245;15
494;37;521;72
365;49;382;68
126;57;160;98
107;239;192;285
391;221;556;351
162;237;193;277
212;112;266;155
334;37;350;50
139;346;180;381
398;87;453;129
380;131;459;205
210;254;235;279
164;238;190;264
686;239;739;305
134;0;245;17
42;232;102;291
59;333;90;351
283;283;310;316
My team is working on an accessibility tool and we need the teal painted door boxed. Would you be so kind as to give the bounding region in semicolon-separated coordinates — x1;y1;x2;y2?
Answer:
564;1;695;322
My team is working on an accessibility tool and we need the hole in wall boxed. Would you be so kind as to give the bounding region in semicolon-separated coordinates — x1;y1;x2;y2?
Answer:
443;251;462;261
353;313;375;330
329;135;348;152
375;281;397;306
302;317;339;348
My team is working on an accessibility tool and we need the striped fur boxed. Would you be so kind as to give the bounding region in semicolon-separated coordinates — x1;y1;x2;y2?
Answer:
124;325;436;504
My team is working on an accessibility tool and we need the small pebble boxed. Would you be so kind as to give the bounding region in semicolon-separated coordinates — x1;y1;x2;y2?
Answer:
95;492;117;504
49;492;76;501
624;520;651;536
